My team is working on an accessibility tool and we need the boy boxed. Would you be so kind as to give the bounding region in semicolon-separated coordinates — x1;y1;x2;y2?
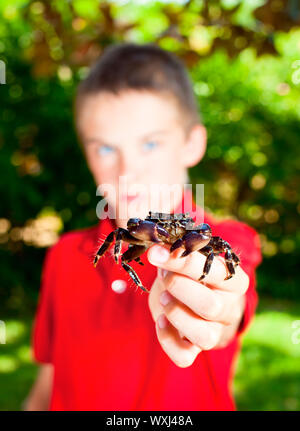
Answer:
25;43;262;410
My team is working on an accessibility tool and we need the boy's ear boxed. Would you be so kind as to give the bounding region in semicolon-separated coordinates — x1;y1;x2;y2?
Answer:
181;124;207;168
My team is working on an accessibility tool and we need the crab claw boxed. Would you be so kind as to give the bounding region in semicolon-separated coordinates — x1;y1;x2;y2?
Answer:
93;255;100;268
170;239;183;253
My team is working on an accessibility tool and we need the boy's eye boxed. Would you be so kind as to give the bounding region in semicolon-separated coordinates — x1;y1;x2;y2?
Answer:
97;145;115;156
142;140;159;152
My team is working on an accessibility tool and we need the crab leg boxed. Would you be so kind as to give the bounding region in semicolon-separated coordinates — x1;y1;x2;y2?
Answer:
121;245;150;292
121;262;149;293
127;244;144;265
198;237;240;281
224;248;235;280
94;228;142;267
93;230;117;267
114;228;137;264
198;245;215;281
232;251;240;267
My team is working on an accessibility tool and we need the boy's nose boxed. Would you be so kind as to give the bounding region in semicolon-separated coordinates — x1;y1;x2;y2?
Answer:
118;153;141;178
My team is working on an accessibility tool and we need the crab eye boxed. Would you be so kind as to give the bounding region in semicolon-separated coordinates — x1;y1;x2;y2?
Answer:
127;218;140;228
201;223;211;233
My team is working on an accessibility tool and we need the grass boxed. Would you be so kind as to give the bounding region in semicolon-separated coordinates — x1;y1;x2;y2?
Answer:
234;297;300;411
0;296;299;411
0;318;38;410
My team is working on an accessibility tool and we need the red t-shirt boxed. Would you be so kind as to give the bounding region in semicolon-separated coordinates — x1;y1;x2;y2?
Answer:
31;192;262;411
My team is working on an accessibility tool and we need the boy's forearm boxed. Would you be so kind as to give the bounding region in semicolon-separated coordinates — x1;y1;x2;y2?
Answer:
23;364;53;411
23;391;50;411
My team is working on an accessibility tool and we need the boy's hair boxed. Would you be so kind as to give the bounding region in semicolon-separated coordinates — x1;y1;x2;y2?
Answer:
74;42;201;136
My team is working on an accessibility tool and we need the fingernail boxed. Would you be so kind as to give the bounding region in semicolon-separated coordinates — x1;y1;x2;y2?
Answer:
157;268;168;279
149;246;169;264
157;314;168;329
160;290;173;306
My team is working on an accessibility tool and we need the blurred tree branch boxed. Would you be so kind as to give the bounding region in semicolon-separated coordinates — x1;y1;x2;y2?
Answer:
20;0;300;76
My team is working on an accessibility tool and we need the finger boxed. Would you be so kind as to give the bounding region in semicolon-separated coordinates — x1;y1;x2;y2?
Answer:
148;245;248;294
160;298;223;350
163;272;238;325
155;314;201;368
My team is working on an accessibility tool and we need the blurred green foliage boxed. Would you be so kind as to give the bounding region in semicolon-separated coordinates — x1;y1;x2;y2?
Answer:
0;0;299;316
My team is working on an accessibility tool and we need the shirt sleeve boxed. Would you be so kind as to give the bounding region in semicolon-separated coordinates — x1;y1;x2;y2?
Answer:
216;220;262;336
232;222;262;336
31;243;59;364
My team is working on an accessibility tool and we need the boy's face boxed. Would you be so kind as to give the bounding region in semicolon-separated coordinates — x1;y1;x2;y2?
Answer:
77;90;206;226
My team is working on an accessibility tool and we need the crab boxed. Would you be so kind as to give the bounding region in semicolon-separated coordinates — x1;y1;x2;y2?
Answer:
93;212;240;293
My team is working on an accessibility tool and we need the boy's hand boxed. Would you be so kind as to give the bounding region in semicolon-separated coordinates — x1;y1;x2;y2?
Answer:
147;245;249;368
